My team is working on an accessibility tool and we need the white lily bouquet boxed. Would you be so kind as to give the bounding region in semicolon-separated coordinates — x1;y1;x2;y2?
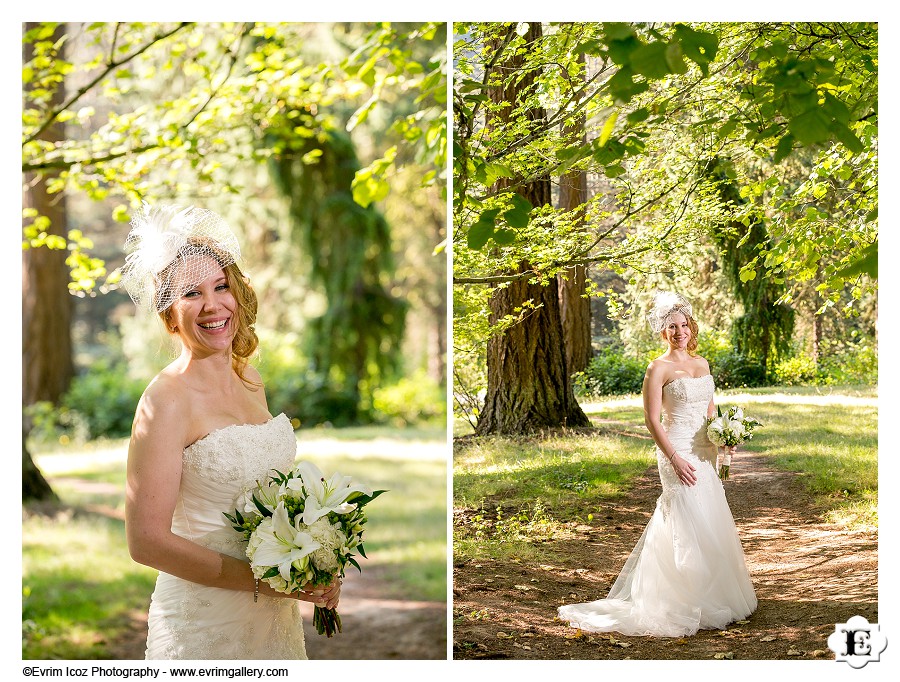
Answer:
706;405;762;481
224;461;385;637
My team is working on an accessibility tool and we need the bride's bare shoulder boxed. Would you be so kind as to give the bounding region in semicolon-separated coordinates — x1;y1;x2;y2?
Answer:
693;355;712;375
134;367;192;428
645;357;673;384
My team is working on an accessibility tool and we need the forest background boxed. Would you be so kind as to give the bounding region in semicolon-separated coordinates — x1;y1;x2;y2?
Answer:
452;21;878;433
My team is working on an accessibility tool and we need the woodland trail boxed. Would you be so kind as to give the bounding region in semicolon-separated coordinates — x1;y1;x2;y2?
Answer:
106;561;447;660
452;450;877;660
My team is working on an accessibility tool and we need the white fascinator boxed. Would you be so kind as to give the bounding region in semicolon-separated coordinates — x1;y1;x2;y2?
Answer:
647;291;693;333
119;201;241;312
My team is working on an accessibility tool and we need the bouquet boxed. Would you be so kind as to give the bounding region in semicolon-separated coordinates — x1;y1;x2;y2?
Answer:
225;461;385;637
705;405;762;481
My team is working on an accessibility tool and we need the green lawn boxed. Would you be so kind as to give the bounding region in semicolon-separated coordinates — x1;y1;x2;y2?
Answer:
23;426;447;659
454;387;877;561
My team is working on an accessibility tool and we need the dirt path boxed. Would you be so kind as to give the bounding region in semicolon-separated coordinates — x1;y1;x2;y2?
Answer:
452;451;877;660
108;567;447;660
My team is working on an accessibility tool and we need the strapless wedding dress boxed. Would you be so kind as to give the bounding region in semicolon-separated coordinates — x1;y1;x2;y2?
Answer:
145;413;308;659
558;374;757;637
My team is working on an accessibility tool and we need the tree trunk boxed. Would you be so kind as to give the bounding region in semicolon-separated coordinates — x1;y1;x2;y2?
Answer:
22;185;74;405
557;47;592;375
478;260;590;434
476;22;590;435
23;422;56;503
22;22;72;501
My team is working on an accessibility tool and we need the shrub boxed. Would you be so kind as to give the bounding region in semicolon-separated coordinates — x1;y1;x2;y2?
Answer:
575;348;646;397
773;355;819;386
373;370;446;426
61;360;147;440
711;352;768;389
24;361;148;444
818;338;877;386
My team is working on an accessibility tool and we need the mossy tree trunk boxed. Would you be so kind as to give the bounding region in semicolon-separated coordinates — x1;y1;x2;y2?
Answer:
477;22;590;435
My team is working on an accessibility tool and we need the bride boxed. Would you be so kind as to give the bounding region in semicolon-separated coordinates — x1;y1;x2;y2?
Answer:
558;292;756;637
121;202;339;659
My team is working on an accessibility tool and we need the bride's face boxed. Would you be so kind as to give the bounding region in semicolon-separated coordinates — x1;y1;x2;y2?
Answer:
166;256;237;356
662;312;691;351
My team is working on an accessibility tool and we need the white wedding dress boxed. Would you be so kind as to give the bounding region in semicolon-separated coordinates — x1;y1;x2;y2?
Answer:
145;413;308;659
558;374;757;637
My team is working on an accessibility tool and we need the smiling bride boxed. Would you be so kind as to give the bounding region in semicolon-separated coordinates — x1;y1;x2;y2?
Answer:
558;291;757;638
120;202;339;659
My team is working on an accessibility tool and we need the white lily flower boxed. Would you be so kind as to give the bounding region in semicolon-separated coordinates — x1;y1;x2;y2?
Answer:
732;406;744;421
289;461;374;525
241;476;286;515
729;419;745;438
248;502;321;582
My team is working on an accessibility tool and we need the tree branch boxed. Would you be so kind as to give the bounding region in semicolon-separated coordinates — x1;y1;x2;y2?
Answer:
23;22;194;145
22;143;161;172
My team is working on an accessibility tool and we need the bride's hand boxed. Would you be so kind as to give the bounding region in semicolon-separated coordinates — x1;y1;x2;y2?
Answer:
297;579;341;609
671;454;697;486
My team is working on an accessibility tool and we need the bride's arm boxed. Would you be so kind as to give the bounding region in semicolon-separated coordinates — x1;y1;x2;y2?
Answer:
124;381;338;607
642;363;697;486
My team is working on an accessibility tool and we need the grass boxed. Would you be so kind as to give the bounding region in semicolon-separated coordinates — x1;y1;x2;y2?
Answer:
23;425;446;659
453;387;877;561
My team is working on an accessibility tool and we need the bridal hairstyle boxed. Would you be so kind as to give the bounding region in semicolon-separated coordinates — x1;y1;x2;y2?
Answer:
120;202;260;384
647;291;700;355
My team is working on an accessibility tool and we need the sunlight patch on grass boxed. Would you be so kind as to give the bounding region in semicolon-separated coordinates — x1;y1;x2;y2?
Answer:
454;432;655;513
453;498;579;563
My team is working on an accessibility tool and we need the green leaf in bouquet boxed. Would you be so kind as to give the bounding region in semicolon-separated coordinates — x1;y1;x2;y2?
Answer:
262;566;280;580
357;543;368;559
352;489;389;507
223;511;243;531
252;494;273;517
347;556;362;572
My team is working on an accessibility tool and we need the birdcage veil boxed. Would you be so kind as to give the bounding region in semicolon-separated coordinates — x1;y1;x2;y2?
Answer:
119;201;241;312
647;291;693;333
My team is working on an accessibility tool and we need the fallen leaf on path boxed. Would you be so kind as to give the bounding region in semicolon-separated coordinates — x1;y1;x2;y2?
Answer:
514;585;532;591
714;652;735;660
787;648;804;656
810;649;828;658
760;635;777;642
565;631;585;640
496;632;512;639
735;619;750;624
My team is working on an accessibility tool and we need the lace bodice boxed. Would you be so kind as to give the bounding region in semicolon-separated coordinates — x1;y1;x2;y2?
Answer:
662;374;714;429
173;413;296;559
658;374;718;486
145;412;308;660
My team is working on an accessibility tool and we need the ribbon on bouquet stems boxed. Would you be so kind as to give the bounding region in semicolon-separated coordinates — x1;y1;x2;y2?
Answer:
716;449;732;481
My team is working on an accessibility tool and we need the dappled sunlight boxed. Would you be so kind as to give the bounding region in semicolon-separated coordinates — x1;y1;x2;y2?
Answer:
296;433;446;461
582;390;877;413
722;391;877;407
